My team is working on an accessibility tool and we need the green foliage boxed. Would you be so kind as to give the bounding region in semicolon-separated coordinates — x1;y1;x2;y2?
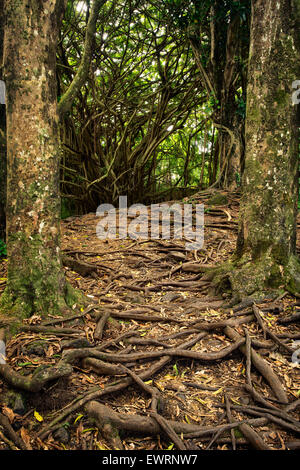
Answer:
164;0;250;32
164;0;212;29
235;172;241;186
207;93;220;113
236;95;246;119
56;0;251;210
0;239;6;257
58;0;210;208
61;198;75;219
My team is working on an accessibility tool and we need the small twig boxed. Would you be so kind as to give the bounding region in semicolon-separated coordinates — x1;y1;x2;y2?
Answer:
279;311;300;324
182;381;219;392
225;393;236;450
37;356;172;440
205;427;226;450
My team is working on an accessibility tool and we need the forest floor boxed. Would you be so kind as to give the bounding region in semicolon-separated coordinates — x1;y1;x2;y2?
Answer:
0;190;299;451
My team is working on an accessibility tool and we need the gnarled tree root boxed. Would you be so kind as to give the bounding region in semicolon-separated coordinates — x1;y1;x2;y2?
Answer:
85;401;270;450
224;326;288;404
0;412;28;450
0;362;73;393
61;338;245;364
237;421;271;450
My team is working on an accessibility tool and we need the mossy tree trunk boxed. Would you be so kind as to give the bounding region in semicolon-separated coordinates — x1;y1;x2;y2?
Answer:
0;103;6;242
213;0;300;300
0;0;6;241
0;0;83;323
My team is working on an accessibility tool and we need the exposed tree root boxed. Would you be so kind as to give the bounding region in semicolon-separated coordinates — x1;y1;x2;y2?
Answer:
235;420;271;450
0;300;298;449
85;401;272;450
94;312;111;340
279;312;300;325
60;338;245;364
0;362;73;393
0;412;28;450
252;305;295;354
224;326;289;404
62;254;98;277
0;280;88;337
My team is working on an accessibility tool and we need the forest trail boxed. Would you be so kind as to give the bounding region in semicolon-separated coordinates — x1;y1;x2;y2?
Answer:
0;191;299;451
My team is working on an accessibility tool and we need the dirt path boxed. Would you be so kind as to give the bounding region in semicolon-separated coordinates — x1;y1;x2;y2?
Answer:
0;191;299;451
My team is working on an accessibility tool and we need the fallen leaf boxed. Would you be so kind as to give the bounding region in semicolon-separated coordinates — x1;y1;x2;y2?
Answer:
34;410;43;422
2;406;15;423
20;427;32;450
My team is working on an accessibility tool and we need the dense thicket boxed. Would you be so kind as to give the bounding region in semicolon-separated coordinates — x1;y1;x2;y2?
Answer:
58;0;251;214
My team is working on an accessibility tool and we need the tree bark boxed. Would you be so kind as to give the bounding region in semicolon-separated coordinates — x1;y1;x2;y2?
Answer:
0;0;6;241
0;0;81;323
0;103;5;242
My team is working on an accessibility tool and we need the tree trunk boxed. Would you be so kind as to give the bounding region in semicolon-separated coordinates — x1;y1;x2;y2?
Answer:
213;0;300;300
0;0;81;323
0;104;6;242
0;0;6;241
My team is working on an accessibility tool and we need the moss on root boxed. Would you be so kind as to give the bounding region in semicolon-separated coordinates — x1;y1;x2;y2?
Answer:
206;193;229;206
209;253;300;304
283;255;300;295
0;280;88;337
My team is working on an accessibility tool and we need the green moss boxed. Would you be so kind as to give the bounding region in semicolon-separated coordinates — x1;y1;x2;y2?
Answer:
0;279;87;337
206;193;229;206
273;88;288;108
283;255;300;294
246;100;261;123
0;230;88;334
64;281;87;309
210;251;300;302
